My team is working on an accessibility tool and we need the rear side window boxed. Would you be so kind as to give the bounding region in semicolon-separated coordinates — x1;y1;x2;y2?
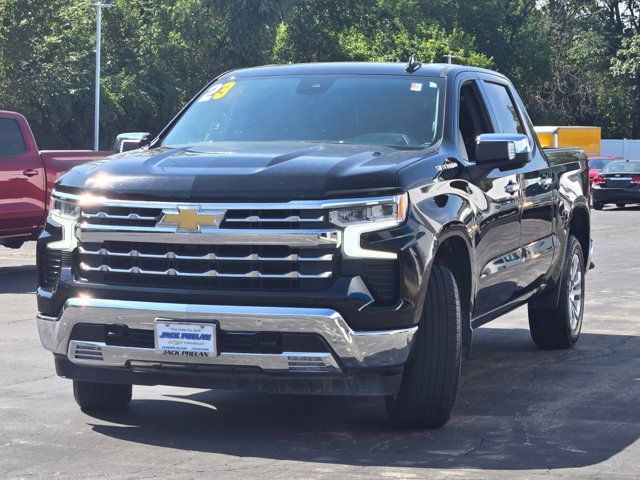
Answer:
0;119;27;158
483;82;525;135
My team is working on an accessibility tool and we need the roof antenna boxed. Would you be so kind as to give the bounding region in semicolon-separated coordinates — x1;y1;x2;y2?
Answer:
406;53;422;73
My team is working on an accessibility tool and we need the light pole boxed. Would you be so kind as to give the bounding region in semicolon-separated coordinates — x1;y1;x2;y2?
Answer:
91;2;111;151
444;53;460;64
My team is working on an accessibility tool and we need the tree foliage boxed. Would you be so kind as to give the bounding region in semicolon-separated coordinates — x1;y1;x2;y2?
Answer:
1;0;639;148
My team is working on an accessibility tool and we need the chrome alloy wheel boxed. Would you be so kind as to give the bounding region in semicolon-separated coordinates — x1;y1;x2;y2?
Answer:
568;253;583;332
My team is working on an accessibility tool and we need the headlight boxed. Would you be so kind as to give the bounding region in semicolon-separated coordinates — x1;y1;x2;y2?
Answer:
47;193;80;251
49;196;80;220
328;193;408;259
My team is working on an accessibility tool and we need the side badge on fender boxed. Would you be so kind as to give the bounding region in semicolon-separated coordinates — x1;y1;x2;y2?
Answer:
435;159;459;172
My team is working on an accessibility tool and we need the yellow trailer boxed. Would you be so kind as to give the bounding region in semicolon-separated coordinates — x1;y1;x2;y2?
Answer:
534;126;601;156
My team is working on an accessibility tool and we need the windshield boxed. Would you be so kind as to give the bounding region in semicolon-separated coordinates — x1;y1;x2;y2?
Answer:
602;161;640;174
162;75;445;149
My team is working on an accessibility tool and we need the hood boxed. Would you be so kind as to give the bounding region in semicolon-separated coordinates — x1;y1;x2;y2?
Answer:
56;141;436;201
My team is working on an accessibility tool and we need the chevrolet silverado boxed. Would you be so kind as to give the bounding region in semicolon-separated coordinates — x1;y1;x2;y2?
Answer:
36;62;592;429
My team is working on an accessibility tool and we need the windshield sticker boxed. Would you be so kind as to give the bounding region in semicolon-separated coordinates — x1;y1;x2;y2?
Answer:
198;81;236;102
410;82;423;92
213;81;236;100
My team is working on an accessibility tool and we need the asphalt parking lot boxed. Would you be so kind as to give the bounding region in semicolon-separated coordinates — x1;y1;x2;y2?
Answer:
1;208;639;480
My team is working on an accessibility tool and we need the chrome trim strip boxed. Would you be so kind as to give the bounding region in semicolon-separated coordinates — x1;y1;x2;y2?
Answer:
77;246;334;262
37;299;418;370
79;262;333;279
53;190;400;211
225;215;325;223
81;212;157;221
76;226;341;247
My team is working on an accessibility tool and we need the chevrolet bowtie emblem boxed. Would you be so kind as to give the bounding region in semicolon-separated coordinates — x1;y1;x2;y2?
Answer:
157;206;226;232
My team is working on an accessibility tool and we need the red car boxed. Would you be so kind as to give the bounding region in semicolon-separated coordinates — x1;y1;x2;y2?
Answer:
0;110;111;248
588;156;618;183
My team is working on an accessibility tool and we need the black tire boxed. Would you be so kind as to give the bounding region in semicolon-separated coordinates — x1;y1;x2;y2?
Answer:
616;203;626;209
593;202;604;210
73;380;132;412
528;235;585;349
385;264;461;429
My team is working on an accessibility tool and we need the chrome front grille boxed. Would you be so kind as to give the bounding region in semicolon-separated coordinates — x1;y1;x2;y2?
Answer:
72;196;342;291
76;241;339;290
78;245;334;263
80;206;162;228
79;205;330;230
222;210;327;229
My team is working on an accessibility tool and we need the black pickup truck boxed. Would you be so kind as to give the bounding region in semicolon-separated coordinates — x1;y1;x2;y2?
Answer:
36;62;592;429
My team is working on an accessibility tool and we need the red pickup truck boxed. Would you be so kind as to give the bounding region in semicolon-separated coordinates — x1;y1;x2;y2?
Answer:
0;110;111;248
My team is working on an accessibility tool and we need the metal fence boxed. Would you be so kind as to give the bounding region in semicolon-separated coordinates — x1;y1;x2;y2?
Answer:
601;139;640;160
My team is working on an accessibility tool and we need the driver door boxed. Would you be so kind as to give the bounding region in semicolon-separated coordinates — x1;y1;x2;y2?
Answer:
456;77;522;318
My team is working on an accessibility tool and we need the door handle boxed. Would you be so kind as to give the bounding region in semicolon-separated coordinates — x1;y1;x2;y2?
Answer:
505;181;520;195
22;169;38;177
540;177;553;188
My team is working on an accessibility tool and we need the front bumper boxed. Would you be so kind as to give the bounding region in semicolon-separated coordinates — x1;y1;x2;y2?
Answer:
38;298;417;394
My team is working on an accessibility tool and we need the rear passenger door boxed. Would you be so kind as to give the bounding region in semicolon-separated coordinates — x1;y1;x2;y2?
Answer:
0;114;46;237
480;78;556;296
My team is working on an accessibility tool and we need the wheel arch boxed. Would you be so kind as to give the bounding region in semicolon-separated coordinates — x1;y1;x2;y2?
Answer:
569;204;590;263
432;225;475;356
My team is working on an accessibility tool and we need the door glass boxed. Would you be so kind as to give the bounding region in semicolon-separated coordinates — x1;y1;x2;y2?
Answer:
458;83;493;161
0;119;27;158
483;82;525;135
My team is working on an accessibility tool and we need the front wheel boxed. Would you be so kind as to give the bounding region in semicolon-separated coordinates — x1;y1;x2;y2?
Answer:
73;380;132;413
385;264;462;429
528;235;585;349
616;203;626;209
593;202;604;210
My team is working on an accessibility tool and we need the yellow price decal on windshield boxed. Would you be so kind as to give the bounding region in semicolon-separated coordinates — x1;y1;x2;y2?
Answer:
198;81;236;102
213;81;235;100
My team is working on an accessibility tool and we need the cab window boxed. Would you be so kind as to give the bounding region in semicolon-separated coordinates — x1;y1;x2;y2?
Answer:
483;82;525;135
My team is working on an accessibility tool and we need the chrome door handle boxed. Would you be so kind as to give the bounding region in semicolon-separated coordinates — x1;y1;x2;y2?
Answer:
540;177;553;188
22;169;38;177
505;181;520;195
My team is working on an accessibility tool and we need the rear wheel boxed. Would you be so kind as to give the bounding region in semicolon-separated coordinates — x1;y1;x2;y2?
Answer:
593;202;604;210
385;264;461;429
528;235;585;349
73;380;132;412
616;203;626;209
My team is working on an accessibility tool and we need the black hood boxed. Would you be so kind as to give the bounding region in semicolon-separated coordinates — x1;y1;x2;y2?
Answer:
57;141;436;201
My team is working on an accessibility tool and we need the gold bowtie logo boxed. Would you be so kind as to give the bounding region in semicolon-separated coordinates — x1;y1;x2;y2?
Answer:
157;207;226;232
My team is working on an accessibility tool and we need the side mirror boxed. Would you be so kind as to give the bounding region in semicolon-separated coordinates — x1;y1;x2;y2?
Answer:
475;134;532;169
113;132;152;153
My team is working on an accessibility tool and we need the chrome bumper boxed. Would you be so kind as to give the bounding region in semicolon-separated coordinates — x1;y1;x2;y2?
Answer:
37;299;417;375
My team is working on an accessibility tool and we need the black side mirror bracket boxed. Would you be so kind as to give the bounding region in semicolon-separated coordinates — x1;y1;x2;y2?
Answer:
138;133;152;148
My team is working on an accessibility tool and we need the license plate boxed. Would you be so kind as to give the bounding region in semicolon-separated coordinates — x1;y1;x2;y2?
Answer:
155;320;217;359
607;178;631;188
